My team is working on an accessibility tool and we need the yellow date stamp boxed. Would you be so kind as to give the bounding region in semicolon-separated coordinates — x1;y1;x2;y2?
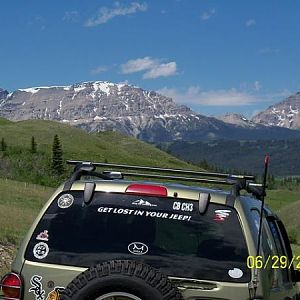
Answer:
247;255;300;269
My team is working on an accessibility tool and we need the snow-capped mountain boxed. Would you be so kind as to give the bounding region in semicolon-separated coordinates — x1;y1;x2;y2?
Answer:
252;92;300;129
1;81;300;142
217;113;256;128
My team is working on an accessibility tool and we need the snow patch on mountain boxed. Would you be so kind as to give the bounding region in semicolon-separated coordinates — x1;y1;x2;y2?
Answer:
253;92;300;129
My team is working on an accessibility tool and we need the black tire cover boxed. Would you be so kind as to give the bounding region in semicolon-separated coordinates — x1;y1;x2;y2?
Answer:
60;260;183;300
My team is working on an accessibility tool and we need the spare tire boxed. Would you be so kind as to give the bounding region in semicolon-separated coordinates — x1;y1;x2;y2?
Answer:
60;260;183;300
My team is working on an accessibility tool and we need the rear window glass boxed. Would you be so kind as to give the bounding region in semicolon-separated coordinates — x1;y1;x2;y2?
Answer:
25;191;250;283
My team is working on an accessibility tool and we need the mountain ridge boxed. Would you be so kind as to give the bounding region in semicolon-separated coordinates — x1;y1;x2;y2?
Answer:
1;81;300;142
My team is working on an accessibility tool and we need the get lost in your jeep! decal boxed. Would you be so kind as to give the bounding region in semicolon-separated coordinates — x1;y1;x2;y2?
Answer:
97;206;192;221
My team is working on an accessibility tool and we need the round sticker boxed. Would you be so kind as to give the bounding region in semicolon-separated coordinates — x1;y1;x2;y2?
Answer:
57;194;74;209
128;242;149;255
33;242;49;260
228;268;243;279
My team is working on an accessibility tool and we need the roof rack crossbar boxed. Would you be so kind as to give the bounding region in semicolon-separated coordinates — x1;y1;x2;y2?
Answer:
66;160;255;181
119;171;231;185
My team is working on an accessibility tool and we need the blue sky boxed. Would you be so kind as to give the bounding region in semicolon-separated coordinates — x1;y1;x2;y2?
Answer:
1;0;300;117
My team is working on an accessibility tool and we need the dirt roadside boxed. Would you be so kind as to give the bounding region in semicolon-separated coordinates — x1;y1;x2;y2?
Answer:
0;243;15;277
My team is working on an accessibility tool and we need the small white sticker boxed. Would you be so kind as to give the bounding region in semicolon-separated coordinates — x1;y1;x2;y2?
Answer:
128;242;149;255
57;194;74;209
132;199;157;207
33;242;49;260
228;268;243;279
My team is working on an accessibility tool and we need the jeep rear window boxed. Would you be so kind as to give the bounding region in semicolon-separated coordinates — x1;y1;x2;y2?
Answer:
25;191;250;283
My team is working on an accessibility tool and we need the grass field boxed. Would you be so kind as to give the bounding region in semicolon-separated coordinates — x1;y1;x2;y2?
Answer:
0;179;54;244
266;190;300;259
0;179;54;276
266;189;300;211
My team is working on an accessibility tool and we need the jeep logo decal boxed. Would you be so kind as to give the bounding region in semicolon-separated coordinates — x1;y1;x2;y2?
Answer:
128;242;149;255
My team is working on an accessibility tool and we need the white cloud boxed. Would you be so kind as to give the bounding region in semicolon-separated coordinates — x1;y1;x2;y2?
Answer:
85;2;147;27
200;8;216;21
119;80;130;85
28;16;46;31
143;62;177;79
246;19;256;27
121;57;158;74
157;86;258;106
91;66;108;75
121;57;178;79
63;11;80;23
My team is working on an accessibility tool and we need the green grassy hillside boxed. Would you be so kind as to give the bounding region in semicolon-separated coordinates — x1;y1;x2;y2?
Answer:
0;179;54;245
0;119;194;166
0;119;197;186
266;189;300;211
278;200;300;248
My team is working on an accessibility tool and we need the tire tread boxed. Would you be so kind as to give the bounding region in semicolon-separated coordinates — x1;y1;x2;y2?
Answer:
60;260;182;300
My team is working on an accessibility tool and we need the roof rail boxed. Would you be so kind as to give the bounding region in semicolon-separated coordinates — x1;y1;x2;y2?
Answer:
65;160;264;201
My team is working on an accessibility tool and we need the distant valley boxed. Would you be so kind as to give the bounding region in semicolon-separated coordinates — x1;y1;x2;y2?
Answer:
159;139;300;176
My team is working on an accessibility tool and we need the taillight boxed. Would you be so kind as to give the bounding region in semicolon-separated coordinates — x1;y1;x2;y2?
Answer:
0;273;22;300
125;184;168;197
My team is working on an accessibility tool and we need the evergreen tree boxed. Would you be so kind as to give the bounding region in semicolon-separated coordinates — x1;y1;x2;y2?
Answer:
1;138;7;151
31;136;37;153
51;134;64;175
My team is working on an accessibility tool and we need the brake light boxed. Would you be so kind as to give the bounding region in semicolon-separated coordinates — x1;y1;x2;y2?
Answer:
0;273;22;300
125;184;168;197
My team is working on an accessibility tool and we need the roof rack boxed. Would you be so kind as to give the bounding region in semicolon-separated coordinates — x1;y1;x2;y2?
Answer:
65;160;265;201
67;160;255;180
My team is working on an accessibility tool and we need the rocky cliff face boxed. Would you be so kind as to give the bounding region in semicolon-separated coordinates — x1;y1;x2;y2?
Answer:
217;113;256;128
0;88;8;101
252;92;300;129
1;81;300;142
